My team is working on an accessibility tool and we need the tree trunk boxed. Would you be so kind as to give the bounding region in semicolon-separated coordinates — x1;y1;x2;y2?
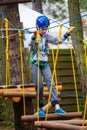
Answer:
68;0;87;94
32;0;43;14
1;4;34;130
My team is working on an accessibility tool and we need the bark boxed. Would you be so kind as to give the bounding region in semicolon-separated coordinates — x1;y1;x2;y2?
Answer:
1;4;34;130
0;12;6;84
32;0;43;14
68;0;87;94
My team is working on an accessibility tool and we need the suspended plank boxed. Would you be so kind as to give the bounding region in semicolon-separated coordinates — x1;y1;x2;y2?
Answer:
0;83;62;97
0;83;62;91
21;112;82;122
35;119;87;126
34;121;87;130
0;0;31;6
0;91;60;98
0;84;62;93
58;119;87;126
0;82;62;88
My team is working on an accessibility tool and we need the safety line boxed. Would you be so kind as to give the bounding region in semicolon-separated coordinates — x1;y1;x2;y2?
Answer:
0;11;87;35
19;31;26;115
5;18;10;87
36;30;40;121
82;40;87;126
70;38;80;112
52;49;57;86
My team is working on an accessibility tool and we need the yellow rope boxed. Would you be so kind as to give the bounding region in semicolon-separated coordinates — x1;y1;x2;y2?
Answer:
36;30;40;121
5;18;10;87
52;49;57;86
50;28;57;85
70;40;80;112
45;24;62;120
19;31;26;115
82;95;87;126
82;39;87;126
83;40;87;68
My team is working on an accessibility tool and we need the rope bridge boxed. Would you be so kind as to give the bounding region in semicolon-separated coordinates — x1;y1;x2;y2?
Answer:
0;11;87;129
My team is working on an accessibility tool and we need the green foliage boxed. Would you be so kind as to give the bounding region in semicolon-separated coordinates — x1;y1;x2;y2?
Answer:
0;97;14;129
79;98;85;114
43;0;67;19
80;0;87;9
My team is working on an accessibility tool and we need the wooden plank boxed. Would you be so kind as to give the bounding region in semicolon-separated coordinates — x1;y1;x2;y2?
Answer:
52;119;87;126
34;120;87;130
0;91;60;98
0;82;62;88
0;85;62;93
0;84;62;98
21;112;82;122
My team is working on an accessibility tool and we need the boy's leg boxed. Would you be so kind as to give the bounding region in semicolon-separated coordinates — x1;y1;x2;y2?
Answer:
42;65;67;114
41;64;59;106
30;64;44;107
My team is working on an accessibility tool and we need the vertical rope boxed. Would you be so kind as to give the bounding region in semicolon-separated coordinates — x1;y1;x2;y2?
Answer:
70;39;80;112
36;30;40;121
5;18;10;88
19;31;26;115
82;39;87;126
52;49;57;86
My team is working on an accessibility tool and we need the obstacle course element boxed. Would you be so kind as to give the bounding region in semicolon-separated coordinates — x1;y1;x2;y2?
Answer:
21;111;87;130
22;112;82;122
0;83;61;99
34;120;87;130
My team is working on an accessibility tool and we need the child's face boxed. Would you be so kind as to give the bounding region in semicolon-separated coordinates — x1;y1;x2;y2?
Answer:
39;26;48;35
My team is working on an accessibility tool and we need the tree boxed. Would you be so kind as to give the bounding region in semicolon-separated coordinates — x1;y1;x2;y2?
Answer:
0;4;34;130
27;0;67;19
68;0;87;94
43;0;67;19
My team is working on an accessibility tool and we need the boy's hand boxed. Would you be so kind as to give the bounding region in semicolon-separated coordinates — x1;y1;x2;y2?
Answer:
33;31;37;38
68;26;76;34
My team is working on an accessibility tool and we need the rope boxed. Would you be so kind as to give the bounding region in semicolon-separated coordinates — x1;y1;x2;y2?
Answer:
19;31;26;115
82;95;87;126
45;24;62;121
5;18;10;87
0;10;87;36
36;30;40;121
52;49;57;86
83;40;87;68
82;40;87;126
69;38;80;112
50;28;57;86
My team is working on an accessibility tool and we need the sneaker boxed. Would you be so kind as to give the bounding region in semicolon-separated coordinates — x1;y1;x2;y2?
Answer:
55;108;67;115
38;109;46;117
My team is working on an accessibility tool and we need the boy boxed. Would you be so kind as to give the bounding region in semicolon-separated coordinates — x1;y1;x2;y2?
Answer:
29;15;75;117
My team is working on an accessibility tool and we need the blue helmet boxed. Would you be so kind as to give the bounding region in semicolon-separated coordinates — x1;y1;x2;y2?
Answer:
36;15;50;27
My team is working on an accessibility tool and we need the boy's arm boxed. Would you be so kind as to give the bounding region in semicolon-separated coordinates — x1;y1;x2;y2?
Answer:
46;26;75;45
